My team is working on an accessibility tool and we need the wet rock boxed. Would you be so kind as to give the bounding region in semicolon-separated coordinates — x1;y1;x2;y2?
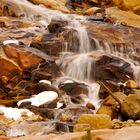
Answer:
99;88;109;99
60;29;79;52
39;100;57;109
47;20;68;33
19;104;57;119
92;53;134;83
31;34;65;56
31;61;61;81
86;102;95;110
121;94;140;120
31;28;79;55
59;51;134;85
58;81;88;104
77;114;112;129
29;82;60;95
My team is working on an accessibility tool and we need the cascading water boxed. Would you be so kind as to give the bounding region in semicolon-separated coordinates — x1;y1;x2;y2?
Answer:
1;0;101;111
1;0;140;114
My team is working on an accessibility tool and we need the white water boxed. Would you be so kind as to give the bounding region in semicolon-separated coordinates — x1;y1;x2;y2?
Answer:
58;53;92;81
1;0;140;116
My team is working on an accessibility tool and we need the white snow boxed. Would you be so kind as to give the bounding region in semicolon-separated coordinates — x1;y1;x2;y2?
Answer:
63;80;74;84
3;40;19;45
0;106;34;120
56;102;63;109
18;91;58;107
39;80;51;85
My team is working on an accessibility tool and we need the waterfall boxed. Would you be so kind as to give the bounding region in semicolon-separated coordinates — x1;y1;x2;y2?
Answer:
2;0;140;114
59;53;92;81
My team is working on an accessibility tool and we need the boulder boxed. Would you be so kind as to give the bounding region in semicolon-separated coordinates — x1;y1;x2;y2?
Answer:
103;92;127;107
0;44;61;106
58;81;88;104
77;114;112;129
0;44;47;81
125;80;139;89
121;0;140;11
121;94;140;120
3;45;43;69
92;53;134;83
97;105;119;119
97;92;127;119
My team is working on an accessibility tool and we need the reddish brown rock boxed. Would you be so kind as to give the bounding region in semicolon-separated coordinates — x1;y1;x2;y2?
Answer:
3;45;43;69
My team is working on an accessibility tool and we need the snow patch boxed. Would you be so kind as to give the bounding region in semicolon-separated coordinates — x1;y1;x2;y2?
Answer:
3;40;19;45
63;80;74;84
18;91;58;107
39;80;51;85
0;106;33;120
56;102;63;109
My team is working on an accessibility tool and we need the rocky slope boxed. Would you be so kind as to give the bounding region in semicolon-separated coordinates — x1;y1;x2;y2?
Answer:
0;0;140;140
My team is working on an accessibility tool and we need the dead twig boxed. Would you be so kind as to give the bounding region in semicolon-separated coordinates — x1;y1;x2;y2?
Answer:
98;81;122;109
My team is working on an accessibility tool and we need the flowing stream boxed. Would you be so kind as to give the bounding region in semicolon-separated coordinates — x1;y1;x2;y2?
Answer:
3;0;140;109
1;0;140;125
